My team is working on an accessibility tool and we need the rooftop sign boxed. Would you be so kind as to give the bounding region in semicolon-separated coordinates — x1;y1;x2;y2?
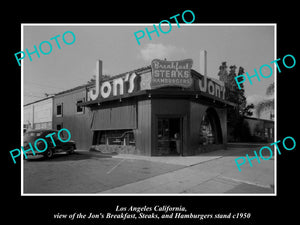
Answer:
150;59;193;89
198;74;226;100
88;72;139;101
85;59;226;105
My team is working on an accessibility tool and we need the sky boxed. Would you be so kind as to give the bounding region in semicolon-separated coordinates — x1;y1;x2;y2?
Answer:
23;24;275;109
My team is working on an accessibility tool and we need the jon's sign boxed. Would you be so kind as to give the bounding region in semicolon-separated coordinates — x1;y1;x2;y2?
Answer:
151;59;193;89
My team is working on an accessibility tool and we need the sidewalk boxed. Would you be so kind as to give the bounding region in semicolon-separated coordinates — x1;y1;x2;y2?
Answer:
100;165;274;194
112;154;223;166
98;147;274;194
23;147;274;194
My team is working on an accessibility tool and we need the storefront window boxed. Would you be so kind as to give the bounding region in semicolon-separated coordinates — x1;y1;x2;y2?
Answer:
200;114;215;145
157;119;170;140
157;117;181;155
93;130;135;146
265;128;269;138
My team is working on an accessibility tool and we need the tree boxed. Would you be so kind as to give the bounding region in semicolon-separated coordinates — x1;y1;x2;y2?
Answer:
218;63;254;116
218;62;254;141
255;82;274;119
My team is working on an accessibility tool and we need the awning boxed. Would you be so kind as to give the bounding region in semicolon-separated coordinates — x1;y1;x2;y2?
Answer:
90;103;137;130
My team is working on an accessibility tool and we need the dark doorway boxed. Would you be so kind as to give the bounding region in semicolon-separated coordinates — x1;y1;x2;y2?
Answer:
157;117;182;156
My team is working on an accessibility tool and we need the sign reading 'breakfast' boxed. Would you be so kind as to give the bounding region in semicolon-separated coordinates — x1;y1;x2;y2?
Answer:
151;59;193;89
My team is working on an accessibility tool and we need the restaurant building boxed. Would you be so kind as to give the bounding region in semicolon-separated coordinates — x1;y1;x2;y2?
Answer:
243;116;274;143
24;51;274;154
77;51;236;156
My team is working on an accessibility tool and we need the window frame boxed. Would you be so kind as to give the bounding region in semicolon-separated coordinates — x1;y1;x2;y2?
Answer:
56;103;63;117
76;98;85;114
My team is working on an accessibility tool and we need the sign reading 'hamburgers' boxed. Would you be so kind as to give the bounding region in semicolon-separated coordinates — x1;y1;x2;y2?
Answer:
151;59;193;89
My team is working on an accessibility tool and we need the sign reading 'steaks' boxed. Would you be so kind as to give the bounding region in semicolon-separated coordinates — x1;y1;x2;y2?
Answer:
151;59;193;89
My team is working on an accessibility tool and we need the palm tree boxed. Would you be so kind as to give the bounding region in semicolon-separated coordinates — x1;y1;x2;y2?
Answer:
255;82;274;118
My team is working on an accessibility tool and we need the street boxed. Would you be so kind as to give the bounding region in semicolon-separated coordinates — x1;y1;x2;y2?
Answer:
23;146;274;194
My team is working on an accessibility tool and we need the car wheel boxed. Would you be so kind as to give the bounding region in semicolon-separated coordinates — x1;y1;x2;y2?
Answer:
44;148;54;159
68;146;75;154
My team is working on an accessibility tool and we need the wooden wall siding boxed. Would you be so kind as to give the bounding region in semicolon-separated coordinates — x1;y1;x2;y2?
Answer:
151;99;190;156
53;88;93;150
214;107;227;145
136;100;152;156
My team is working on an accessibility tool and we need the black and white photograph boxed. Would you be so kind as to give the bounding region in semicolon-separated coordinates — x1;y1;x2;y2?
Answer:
4;5;298;225
21;24;275;195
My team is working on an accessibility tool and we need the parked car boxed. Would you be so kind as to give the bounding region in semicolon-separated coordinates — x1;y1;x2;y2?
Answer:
23;129;76;159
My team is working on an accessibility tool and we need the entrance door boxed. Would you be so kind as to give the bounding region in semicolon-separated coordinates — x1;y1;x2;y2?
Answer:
157;117;182;156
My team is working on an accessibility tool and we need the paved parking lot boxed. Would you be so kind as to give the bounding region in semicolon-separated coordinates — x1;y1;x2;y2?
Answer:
23;146;275;194
23;151;185;193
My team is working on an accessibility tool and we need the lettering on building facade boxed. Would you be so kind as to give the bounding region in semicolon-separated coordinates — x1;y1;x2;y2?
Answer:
198;75;226;100
88;72;139;101
151;59;193;89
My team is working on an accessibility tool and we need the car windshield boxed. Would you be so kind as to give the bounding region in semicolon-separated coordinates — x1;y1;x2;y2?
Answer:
24;130;54;142
24;131;47;143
